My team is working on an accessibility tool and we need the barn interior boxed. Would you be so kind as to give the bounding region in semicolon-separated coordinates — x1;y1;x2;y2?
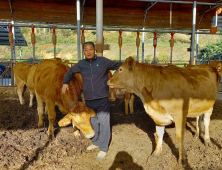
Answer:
0;0;220;30
0;1;222;169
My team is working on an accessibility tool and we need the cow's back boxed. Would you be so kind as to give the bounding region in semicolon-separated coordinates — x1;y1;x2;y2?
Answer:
133;63;219;117
14;62;31;83
34;60;82;112
136;64;219;100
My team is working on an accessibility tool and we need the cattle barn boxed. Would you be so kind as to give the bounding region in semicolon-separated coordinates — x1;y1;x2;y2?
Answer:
0;0;222;169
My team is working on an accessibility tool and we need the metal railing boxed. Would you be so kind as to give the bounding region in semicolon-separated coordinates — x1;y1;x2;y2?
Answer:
0;57;221;87
0;59;79;87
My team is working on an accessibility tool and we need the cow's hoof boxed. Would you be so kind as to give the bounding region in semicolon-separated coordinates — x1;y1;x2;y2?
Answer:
194;132;200;139
20;98;25;105
205;140;212;147
178;157;188;168
47;134;54;141
73;131;81;137
146;152;160;163
38;124;43;128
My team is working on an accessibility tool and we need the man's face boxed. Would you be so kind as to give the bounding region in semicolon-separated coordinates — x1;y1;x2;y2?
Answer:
83;44;95;61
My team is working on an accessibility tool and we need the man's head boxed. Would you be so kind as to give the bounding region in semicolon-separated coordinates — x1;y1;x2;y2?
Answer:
83;42;96;61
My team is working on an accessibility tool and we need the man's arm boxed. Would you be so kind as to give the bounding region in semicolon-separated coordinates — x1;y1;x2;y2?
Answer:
63;63;81;84
62;63;81;94
104;57;123;70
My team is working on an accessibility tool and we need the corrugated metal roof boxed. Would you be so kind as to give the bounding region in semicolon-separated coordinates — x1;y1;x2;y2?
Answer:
0;26;27;46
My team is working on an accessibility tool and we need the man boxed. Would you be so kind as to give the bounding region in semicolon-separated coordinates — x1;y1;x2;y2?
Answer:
62;42;122;159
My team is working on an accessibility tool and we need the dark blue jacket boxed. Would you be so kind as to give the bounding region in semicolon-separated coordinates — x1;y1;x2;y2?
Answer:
63;55;122;100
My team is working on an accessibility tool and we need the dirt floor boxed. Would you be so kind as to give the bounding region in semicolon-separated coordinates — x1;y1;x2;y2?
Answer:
0;90;222;170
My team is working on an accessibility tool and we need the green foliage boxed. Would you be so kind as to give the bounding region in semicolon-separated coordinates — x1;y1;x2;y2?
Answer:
199;41;222;60
45;48;54;53
158;51;170;61
91;31;96;35
145;54;152;60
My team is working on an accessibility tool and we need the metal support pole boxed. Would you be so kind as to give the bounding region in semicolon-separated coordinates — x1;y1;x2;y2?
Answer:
142;28;145;63
196;30;199;65
154;49;156;62
96;0;103;56
82;46;84;59
137;49;139;62
54;46;56;58
33;46;35;60
11;21;16;86
191;1;196;65
119;48;121;61
77;0;81;60
20;46;21;62
170;50;173;64
12;21;16;62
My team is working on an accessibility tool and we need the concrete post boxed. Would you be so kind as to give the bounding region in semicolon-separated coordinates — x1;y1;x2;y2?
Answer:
96;0;103;56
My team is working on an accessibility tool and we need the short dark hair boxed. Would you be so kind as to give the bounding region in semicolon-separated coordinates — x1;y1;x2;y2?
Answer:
83;42;95;49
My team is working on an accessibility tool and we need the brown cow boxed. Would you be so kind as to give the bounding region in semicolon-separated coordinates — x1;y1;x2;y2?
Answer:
14;62;31;105
27;58;73;108
33;59;96;140
14;58;67;107
107;57;220;167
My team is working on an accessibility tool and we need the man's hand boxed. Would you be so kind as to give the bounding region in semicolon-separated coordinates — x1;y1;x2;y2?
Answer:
62;84;69;94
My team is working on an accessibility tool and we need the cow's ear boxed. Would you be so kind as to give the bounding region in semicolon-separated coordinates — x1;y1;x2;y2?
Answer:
88;107;96;117
217;63;221;72
58;114;72;127
126;56;134;70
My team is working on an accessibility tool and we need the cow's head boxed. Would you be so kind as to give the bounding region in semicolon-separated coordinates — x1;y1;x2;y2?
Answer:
58;102;96;138
107;56;135;93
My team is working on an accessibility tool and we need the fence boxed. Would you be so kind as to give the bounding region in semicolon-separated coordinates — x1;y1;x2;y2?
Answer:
0;57;221;87
0;59;80;87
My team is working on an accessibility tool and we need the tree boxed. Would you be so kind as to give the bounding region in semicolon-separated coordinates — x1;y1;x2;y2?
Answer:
199;41;222;61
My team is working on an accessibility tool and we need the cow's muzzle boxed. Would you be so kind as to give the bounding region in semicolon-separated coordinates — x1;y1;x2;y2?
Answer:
107;80;114;88
86;132;95;139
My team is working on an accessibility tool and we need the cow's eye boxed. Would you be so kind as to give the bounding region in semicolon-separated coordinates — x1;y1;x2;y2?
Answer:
119;68;122;72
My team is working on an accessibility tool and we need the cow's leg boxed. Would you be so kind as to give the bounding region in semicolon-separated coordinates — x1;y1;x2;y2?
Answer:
46;100;56;140
124;92;130;114
16;79;25;105
129;93;135;114
174;115;187;167
45;104;48;114
109;88;116;102
72;123;80;137
153;125;165;155
35;93;44;128
203;107;213;146
195;115;203;138
29;90;35;107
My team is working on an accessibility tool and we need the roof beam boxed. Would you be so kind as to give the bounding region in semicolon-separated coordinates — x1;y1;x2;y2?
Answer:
143;1;159;22
133;0;222;5
8;0;13;17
